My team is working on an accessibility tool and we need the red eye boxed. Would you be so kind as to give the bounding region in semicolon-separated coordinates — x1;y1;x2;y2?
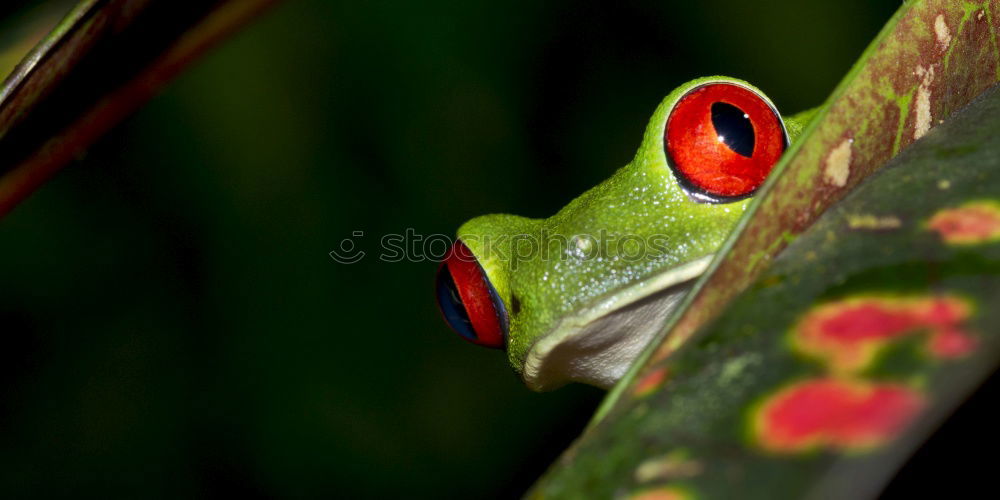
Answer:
435;240;508;349
664;82;787;201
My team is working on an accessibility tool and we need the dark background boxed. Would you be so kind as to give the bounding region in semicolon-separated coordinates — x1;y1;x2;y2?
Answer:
0;1;901;497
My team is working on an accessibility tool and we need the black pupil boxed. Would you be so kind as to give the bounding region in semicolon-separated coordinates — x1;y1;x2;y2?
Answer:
435;265;478;341
711;102;755;158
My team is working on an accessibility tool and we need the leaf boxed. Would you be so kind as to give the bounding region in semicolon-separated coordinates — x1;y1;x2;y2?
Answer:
0;0;278;216
530;72;1000;500
529;0;1000;497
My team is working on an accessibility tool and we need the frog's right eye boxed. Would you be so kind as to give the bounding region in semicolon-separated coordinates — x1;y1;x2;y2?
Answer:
435;240;508;349
664;82;788;202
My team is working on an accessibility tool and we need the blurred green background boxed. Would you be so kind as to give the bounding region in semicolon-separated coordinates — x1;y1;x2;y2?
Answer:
0;0;900;497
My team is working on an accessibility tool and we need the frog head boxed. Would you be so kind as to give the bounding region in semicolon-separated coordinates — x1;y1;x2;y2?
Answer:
436;76;807;390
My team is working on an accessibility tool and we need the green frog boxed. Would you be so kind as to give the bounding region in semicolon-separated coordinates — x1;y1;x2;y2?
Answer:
436;76;815;390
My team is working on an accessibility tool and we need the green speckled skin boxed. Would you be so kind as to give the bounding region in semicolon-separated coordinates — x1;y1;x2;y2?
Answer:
455;76;811;377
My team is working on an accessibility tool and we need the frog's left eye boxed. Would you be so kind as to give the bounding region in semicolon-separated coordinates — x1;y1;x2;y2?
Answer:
664;82;787;202
435;240;508;349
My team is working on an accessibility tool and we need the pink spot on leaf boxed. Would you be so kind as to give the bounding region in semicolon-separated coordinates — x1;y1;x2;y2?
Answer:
928;327;977;358
794;295;974;373
928;201;1000;244
754;378;924;453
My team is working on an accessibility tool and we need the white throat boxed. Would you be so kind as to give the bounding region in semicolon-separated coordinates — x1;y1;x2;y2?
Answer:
522;255;713;391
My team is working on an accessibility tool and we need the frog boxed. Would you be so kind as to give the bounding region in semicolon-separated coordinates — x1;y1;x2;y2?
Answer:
436;76;817;391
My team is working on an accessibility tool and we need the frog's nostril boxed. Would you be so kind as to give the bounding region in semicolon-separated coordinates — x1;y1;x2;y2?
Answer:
510;294;522;315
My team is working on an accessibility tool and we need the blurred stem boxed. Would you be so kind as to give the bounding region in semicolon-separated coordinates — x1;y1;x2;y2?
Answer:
0;0;280;217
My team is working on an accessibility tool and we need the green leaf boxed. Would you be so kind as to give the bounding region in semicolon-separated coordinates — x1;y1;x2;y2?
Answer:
531;0;1000;497
533;80;1000;499
533;76;1000;500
